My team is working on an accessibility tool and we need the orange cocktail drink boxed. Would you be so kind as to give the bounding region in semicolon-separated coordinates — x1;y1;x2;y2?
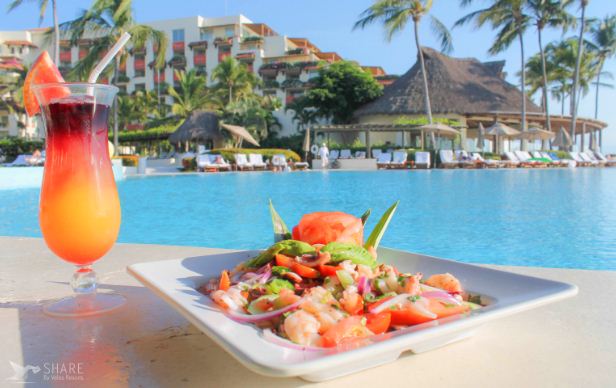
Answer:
40;96;120;264
33;83;125;317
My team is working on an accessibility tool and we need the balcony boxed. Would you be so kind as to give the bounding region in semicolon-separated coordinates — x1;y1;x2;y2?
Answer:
59;51;71;64
116;74;130;84
153;72;166;84
134;59;145;71
172;41;185;54
218;48;231;63
258;61;290;76
240;36;263;49
188;41;208;50
195;66;207;76
214;37;233;47
262;79;279;89
194;53;206;66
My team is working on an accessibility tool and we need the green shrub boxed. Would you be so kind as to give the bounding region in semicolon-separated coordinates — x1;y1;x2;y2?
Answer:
181;156;197;171
211;148;301;163
117;120;182;143
0;137;45;162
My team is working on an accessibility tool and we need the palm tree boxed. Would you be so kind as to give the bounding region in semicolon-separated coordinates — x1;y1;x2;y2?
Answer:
8;0;60;64
568;0;589;147
63;0;168;153
588;15;616;119
526;0;575;135
354;0;453;129
167;69;213;118
286;98;319;132
211;57;260;105
456;0;531;149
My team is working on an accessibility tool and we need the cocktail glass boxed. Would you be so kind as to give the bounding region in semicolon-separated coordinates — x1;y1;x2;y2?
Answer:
33;82;125;317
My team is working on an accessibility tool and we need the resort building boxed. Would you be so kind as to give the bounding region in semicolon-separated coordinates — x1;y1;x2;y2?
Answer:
343;48;608;151
0;15;392;139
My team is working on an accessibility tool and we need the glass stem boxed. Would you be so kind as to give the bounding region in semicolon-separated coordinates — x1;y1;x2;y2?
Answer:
71;265;97;295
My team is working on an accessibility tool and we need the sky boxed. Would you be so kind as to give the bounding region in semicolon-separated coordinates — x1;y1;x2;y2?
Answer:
2;0;616;152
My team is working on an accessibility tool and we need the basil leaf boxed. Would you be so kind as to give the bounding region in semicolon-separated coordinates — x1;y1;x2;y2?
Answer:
245;240;316;268
364;201;399;250
269;199;292;242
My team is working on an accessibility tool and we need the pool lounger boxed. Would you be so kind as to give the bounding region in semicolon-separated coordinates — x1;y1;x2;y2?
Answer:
439;150;459;168
389;151;408;169
414;151;431;169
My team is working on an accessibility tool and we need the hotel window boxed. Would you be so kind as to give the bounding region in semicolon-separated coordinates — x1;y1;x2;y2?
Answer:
133;54;145;77
133;83;145;92
172;29;185;42
0;115;8;127
200;29;213;41
225;27;234;38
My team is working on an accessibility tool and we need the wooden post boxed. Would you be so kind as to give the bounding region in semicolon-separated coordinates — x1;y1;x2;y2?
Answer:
366;130;371;158
599;129;603;151
581;122;586;151
401;130;406;148
420;130;425;150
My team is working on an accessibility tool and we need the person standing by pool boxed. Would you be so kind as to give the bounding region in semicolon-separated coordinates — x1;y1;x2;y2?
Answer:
318;143;329;168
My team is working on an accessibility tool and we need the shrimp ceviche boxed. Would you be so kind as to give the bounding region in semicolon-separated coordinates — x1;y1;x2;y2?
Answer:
200;201;482;349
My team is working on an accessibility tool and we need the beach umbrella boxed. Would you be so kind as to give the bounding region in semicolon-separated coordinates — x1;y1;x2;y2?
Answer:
220;123;260;147
486;122;520;154
517;126;555;141
589;131;598;151
419;123;460;150
169;111;221;145
302;128;311;161
552;126;573;149
476;123;485;152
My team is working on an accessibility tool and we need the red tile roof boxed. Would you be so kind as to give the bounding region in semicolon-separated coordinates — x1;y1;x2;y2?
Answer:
3;40;37;48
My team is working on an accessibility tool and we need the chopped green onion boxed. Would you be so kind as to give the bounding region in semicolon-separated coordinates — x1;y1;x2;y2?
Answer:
336;269;355;289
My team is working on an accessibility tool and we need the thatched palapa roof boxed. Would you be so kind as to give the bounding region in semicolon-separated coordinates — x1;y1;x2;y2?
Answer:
355;47;542;117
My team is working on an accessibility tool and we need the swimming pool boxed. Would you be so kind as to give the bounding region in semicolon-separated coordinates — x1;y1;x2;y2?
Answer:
1;169;615;270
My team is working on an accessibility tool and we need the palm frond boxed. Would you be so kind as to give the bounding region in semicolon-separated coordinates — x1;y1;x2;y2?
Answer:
430;15;453;53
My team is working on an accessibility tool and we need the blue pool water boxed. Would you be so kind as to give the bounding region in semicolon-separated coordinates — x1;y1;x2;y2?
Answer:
1;169;615;270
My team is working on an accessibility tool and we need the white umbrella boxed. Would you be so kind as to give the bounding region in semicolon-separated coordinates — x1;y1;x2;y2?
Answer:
486;122;520;154
589;131;598;151
552;126;573;149
517;126;555;141
476;122;485;151
419;123;460;150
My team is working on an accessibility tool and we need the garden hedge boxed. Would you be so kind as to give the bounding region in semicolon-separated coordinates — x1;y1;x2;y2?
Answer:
210;148;301;163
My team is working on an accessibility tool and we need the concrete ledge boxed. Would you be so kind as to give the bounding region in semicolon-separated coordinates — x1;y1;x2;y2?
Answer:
0;164;125;190
0;236;614;387
312;158;378;170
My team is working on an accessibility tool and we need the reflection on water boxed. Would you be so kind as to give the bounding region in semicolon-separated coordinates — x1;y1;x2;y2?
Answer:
1;169;615;269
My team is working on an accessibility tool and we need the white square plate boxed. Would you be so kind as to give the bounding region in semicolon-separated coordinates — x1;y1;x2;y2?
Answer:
127;248;577;382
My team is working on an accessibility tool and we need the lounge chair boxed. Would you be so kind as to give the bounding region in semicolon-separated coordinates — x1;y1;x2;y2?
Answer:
248;153;267;170
329;150;339;160
569;152;591;167
503;152;526;168
354;151;366;159
455;150;480;168
376;152;391;169
234;154;254;171
196;154;218;172
372;149;382;159
547;152;575;167
531;151;556;167
540;152;565;167
439;150;458;168
340;149;352;159
271;154;287;170
414;152;431;169
515;150;546;167
593;151;616;167
390;151;408;169
209;154;232;171
582;151;605;167
3;154;32;167
293;161;309;170
472;153;502;168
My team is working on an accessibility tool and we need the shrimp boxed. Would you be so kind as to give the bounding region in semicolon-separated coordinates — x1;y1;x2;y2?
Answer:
398;273;422;295
300;287;347;332
425;273;463;294
283;310;321;346
356;264;375;280
210;286;248;311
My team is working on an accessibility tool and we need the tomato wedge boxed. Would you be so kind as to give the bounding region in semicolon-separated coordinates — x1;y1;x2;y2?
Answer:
366;296;394;314
389;301;437;326
365;312;391;334
427;299;470;318
275;254;320;279
318;264;342;277
320;316;372;348
23;51;67;116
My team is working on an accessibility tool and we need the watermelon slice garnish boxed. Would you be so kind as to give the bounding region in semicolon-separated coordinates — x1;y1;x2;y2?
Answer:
23;51;69;117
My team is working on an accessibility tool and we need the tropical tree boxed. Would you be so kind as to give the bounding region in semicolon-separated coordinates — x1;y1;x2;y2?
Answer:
588;15;616;119
211;57;260;105
224;95;282;144
8;0;60;64
456;0;531;149
568;0;589;146
354;0;453;126
116;93;143;130
0;67;28;129
526;0;575;134
286;98;319;132
62;0;168;153
299;61;383;124
167;69;213;118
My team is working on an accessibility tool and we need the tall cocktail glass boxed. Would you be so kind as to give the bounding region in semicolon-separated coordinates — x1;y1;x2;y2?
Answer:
33;83;125;317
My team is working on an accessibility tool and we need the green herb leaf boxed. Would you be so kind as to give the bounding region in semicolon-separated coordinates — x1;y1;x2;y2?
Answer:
321;242;376;267
265;279;295;294
244;240;316;268
364;201;399;250
269;199;292;242
271;266;290;276
360;209;371;225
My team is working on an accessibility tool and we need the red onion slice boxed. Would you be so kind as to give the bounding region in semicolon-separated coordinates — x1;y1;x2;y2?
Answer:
369;293;412;314
357;276;371;295
223;299;302;323
261;329;325;351
421;291;462;306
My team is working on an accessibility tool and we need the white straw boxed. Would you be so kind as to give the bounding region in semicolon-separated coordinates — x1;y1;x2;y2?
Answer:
87;32;131;84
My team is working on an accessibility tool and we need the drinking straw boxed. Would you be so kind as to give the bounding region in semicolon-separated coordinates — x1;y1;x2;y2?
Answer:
87;32;131;84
